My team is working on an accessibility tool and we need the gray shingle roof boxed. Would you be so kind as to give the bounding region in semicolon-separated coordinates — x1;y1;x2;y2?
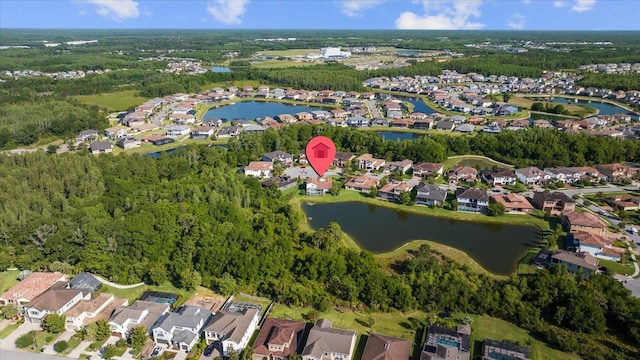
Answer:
205;308;259;343
302;319;356;360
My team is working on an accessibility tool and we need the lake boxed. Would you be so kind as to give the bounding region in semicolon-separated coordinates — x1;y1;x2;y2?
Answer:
547;97;629;115
376;131;425;141
400;96;436;114
203;101;326;121
302;202;539;275
210;66;231;73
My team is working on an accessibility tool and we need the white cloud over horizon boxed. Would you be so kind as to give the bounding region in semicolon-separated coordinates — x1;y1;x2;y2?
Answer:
74;0;140;21
572;0;597;12
338;0;386;17
395;0;485;30
507;14;525;30
207;0;250;25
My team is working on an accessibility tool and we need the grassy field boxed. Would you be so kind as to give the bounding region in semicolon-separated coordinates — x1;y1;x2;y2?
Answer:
510;95;586;114
517;249;543;275
443;155;514;170
599;259;635;276
0;270;21;294
258;49;315;57
100;281;195;306
361;126;473;138
455;313;580;360
75;90;149;112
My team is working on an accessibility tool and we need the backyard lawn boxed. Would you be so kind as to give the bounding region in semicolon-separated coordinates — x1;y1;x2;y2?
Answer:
100;281;195;306
0;270;21;294
599;259;635;276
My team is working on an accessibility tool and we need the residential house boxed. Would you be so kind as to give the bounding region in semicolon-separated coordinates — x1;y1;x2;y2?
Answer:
347;116;370;127
377;182;414;202
105;126;128;139
152;305;212;352
306;178;333;196
301;319;357;360
244;124;266;133
144;135;175;146
276;114;297;124
0;272;67;306
415;184;448;207
544;167;581;183
371;118;390;127
357;154;386;171
89;142;113;154
456;188;490;213
117;137;141;150
166;125;191;138
596;163;637;182
563;211;607;236
108;300;170;338
550;250;598;278
606;195;640;211
480;168;517;186
217;126;240;138
203;118;224;127
262;151;294;166
420;325;471;360
412;163;444;179
65;293;127;330
515;167;547;185
244;162;273;179
447;166;478;184
435;121;455;131
387;160;413;174
333;152;356;168
24;283;88;324
455;124;475;133
571;232;622;262
191;126;216;139
252;318;307;360
413;119;434;130
482;339;530;360
261;177;298;191
361;333;412;360
531;191;576;215
344;175;379;192
204;306;261;356
76;129;99;143
67;273;102;293
170;113;197;124
491;194;535;214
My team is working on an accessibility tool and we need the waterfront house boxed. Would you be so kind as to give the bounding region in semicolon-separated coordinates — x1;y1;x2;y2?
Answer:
571;232;622;262
491;193;534;214
191;126;216;139
362;333;412;360
412;119;434;130
531;191;576;215
415;184;448;207
435;121;455;131
252;318;306;360
301;319;357;360
204;306;260;356
152;305;212;352
166;125;191;138
217;126;240;138
550;250;598;278
456;188;489;213
344;175;379;192
606;195;640;211
306;178;333;196
563;211;607;236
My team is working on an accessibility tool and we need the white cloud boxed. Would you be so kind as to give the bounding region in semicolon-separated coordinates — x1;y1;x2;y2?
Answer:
507;14;525;30
338;0;386;17
522;0;531;3
395;0;485;30
74;0;140;21
207;0;250;25
553;1;567;7
572;0;596;12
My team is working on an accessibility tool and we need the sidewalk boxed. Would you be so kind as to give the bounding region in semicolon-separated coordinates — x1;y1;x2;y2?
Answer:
42;330;74;355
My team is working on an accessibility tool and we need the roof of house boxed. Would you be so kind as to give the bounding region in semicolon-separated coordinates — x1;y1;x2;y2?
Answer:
68;273;101;292
109;300;170;328
456;188;489;201
90;142;113;151
573;231;612;249
449;166;478;176
27;285;83;312
245;161;274;171
302;319;356;359
361;333;412;360
516;166;545;177
491;194;534;210
388;159;413;168
192;126;215;132
564;211;606;229
413;162;444;172
205;308;259;343
252;318;307;358
306;177;333;190
532;191;575;204
416;184;448;201
65;293;114;317
345;176;379;189
484;339;530;360
155;305;212;332
552;250;598;271
263;151;292;160
481;168;516;179
0;272;66;303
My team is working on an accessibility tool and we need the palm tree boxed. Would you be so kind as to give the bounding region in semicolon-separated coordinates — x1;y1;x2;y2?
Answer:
1;303;19;320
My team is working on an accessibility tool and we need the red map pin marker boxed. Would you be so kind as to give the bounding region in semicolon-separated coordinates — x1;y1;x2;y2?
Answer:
305;136;337;177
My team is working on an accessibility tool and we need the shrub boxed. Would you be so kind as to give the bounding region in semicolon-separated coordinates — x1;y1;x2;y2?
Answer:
15;331;35;348
115;338;128;348
54;340;69;353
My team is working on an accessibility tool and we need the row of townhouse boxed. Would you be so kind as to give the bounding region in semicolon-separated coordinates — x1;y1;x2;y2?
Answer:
515;163;638;184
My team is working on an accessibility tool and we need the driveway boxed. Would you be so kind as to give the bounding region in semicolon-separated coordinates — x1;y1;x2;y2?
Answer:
42;330;74;355
0;321;40;350
67;340;91;358
284;165;341;179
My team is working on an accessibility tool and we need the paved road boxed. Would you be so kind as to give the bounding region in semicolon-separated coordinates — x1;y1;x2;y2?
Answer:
0;348;67;360
0;321;40;351
363;99;382;119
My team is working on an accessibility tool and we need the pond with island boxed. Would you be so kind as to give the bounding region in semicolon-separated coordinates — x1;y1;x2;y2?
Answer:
302;202;540;275
547;97;630;115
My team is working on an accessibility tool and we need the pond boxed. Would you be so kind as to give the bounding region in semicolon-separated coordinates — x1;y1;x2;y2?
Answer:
203;101;326;121
547;97;629;115
399;96;437;114
376;131;425;141
210;66;232;73
396;50;424;56
302;202;539;275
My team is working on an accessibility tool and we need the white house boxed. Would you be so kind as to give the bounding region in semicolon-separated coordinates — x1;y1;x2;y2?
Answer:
65;293;126;329
515;167;548;185
24;285;88;324
244;162;273;178
301;319;356;360
152;305;212;352
204;307;260;356
573;232;623;262
108;300;170;338
166;125;191;138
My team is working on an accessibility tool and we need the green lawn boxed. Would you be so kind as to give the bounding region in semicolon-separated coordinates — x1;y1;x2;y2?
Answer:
75;90;149;112
34;331;58;347
100;281;195;306
0;270;20;294
517;249;542;275
61;338;82;355
443;155;514;170
599;259;635;276
0;321;20;339
454;313;580;360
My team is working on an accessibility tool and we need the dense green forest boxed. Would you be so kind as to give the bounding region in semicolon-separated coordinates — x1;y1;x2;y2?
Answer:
0;135;638;359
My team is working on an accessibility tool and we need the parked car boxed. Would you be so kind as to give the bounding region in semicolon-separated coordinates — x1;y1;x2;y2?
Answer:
151;346;164;358
204;344;215;357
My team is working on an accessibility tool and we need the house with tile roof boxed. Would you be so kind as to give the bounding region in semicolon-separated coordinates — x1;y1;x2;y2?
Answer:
491;193;535;214
563;211;607;236
252;318;307;360
344;175;379;192
413;163;444;179
301;319;357;360
204;307;260;356
571;232;623;262
152;305;212;352
357;154;386;171
361;333;412;360
551;250;598;278
0;272;67;306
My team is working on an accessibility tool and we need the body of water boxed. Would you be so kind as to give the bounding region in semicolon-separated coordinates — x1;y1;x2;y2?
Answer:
143;146;185;159
547;97;628;115
376;131;425;141
396;50;423;56
302;202;539;275
400;96;436;114
210;66;232;73
203;101;326;121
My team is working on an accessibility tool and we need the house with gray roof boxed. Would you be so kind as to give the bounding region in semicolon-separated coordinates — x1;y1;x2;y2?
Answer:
108;300;170;338
152;305;212;352
415;184;448;207
301;319;357;360
362;333;412;360
24;283;88;324
89;141;113;154
204;307;261;356
67;273;101;293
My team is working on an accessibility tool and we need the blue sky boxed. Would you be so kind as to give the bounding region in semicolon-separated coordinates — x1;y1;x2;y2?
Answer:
0;0;638;30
